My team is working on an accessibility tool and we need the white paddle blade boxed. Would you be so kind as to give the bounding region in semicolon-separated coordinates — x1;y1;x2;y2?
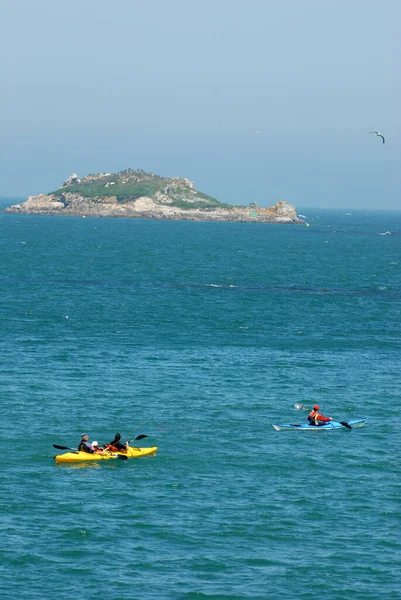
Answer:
294;403;309;411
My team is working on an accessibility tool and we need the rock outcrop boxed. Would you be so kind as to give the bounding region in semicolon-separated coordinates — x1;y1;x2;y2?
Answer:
62;173;80;187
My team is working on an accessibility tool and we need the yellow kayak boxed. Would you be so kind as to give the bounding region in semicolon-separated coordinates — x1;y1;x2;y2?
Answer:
54;445;158;463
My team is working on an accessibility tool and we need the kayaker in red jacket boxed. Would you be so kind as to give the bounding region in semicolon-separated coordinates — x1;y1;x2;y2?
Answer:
308;405;333;426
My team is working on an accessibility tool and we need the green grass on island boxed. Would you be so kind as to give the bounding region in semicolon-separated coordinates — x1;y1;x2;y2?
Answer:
52;169;231;211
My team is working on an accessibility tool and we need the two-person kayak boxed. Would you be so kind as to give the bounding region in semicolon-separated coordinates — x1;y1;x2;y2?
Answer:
54;445;158;463
272;417;371;431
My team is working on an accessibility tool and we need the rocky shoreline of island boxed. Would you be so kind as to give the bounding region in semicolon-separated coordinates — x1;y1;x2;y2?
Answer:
4;169;304;224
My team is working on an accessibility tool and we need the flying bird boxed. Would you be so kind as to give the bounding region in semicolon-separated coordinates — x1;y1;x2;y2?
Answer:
370;131;385;144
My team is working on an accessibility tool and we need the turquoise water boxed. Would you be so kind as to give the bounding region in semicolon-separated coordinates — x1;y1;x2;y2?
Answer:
1;204;400;599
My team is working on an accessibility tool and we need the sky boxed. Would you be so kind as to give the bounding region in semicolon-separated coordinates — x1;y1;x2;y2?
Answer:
0;0;399;209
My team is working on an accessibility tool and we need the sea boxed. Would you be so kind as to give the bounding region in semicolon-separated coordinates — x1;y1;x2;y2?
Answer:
0;201;400;600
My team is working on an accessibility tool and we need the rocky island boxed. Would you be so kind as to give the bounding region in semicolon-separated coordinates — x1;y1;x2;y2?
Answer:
5;169;303;224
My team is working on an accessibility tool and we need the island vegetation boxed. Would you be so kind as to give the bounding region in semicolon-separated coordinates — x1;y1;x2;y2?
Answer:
52;169;231;211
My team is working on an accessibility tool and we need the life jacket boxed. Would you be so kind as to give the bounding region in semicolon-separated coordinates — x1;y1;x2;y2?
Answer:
308;410;319;425
108;440;127;451
104;444;119;452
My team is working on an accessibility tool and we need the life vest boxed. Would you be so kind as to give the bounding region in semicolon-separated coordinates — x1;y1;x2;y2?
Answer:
308;410;319;425
104;444;119;452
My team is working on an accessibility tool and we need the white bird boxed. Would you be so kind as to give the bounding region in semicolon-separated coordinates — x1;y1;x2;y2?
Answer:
370;131;385;144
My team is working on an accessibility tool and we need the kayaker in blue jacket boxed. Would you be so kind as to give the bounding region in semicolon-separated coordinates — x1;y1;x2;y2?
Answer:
78;433;95;453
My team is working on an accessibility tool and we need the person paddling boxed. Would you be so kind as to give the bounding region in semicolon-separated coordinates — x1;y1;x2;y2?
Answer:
78;433;95;453
105;433;128;452
307;405;333;427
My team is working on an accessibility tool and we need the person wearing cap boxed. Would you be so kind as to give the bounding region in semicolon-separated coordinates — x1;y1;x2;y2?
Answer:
106;433;128;452
78;433;95;453
308;405;333;426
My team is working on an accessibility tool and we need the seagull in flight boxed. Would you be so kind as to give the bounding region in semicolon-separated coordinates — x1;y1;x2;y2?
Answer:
370;131;385;144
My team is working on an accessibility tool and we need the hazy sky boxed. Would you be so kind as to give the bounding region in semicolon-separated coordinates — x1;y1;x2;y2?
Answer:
0;0;399;209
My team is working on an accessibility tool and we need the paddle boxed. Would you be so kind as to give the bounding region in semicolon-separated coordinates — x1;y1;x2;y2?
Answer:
127;434;148;443
294;404;352;430
52;444;128;459
53;444;79;453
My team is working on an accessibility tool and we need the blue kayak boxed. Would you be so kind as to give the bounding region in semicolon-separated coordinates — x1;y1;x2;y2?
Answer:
272;417;371;431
